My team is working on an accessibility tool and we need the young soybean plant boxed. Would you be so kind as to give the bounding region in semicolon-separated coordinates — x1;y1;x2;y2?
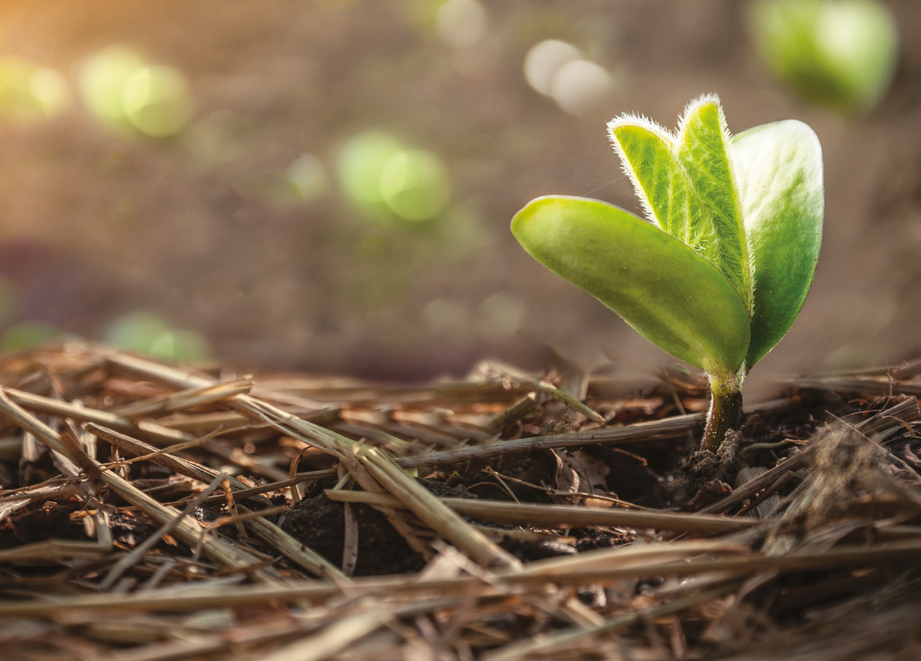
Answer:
512;95;824;452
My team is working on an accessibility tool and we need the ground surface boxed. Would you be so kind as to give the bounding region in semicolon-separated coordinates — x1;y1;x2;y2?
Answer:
1;344;920;659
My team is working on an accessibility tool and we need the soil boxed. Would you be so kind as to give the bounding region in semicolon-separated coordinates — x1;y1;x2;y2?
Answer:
0;345;920;658
281;478;480;575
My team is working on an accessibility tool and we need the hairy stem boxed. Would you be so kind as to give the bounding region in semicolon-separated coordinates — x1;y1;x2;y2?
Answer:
701;372;743;453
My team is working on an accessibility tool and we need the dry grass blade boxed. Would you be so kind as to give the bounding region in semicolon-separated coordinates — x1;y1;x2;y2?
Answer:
481;586;735;661
3;539;919;618
261;597;459;661
785;375;921;397
237;504;353;582
260;611;394;661
502;539;921;585
232;391;524;570
335;441;434;560
325;491;756;534
0;388;84;461
155;407;341;432
3;387;195;446
101;618;323;661
358;446;522;569
398;399;791;470
86;423;273;508
296;418;520;569
85;423;348;581
0;539;111;562
5;344;921;660
108;377;255;419
0;391;281;582
95;469;283;583
701;452;809;515
529;379;605;423
99;472;228;591
0;482;85;519
486;393;540;433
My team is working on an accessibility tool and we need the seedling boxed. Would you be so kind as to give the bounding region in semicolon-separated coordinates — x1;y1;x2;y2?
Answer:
512;95;823;452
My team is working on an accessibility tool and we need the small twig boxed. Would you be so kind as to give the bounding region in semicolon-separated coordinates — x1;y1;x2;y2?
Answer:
108;378;254;419
529;380;605;424
735;471;799;518
325;491;755;534
482;467;521;505
207;504;290;531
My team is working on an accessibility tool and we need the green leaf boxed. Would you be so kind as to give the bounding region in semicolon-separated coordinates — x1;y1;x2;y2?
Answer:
607;121;692;238
609;98;753;314
676;98;752;313
511;195;750;375
732;120;823;368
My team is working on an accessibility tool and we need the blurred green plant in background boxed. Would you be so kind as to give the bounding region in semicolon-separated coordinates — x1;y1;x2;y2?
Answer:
0;277;64;352
748;0;899;114
105;311;211;363
0;322;62;352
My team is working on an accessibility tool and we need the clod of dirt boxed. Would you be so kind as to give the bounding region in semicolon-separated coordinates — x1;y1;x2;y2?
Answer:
0;505;87;550
282;494;422;576
676;429;743;509
766;424;892;553
281;479;476;576
501;538;576;563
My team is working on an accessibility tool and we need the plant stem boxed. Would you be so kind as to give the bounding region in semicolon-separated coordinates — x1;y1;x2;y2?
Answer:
701;372;743;453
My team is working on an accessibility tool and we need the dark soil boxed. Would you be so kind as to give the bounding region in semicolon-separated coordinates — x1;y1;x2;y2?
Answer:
281;479;428;576
0;505;86;549
1;346;921;659
276;382;889;578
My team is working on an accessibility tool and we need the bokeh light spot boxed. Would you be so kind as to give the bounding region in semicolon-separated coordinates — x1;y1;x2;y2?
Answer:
0;57;68;122
29;68;70;117
105;310;170;350
524;39;582;96
436;0;488;49
123;65;193;137
549;58;615;117
336;131;402;214
749;0;899;113
286;153;329;203
379;149;451;222
423;297;467;337
79;47;146;123
476;293;524;337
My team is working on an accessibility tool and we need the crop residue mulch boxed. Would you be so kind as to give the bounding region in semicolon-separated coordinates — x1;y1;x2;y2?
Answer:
0;342;920;660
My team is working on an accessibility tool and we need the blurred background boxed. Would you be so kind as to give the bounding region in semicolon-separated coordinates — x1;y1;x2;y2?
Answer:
0;0;918;393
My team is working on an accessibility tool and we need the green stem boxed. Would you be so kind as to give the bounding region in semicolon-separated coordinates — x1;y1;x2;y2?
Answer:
701;372;743;453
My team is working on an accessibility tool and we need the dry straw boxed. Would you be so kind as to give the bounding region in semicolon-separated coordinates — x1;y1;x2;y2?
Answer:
0;342;919;659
